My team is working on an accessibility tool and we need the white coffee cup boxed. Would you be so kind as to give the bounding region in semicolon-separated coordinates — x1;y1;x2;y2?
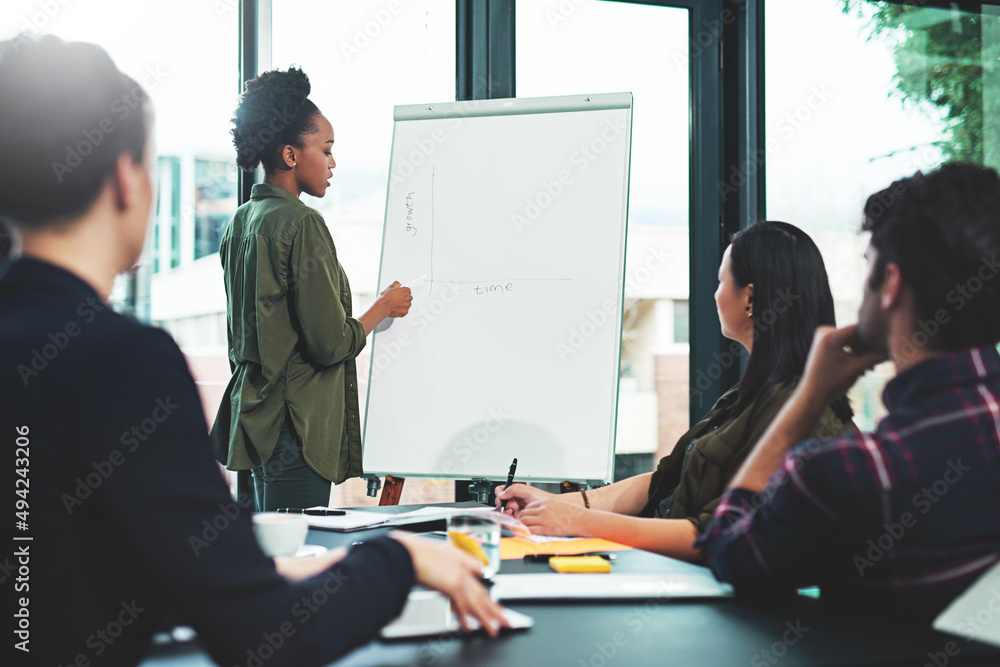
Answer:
251;512;309;557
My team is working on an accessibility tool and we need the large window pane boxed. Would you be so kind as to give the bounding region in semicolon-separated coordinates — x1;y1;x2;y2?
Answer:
766;0;1000;428
272;0;456;505
518;0;691;477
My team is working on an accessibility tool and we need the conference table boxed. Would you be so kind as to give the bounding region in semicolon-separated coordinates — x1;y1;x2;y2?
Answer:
143;502;1000;666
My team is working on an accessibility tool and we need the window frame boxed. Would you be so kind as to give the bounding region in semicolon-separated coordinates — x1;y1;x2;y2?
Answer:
236;0;764;424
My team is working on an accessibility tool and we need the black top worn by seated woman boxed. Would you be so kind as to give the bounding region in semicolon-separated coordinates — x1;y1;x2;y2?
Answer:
0;257;414;667
640;382;852;532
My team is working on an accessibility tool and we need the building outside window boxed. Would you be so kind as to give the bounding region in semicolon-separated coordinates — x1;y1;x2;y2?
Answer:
154;156;182;274
194;158;238;261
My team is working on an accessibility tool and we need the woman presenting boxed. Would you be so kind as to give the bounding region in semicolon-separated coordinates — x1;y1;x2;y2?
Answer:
212;67;412;511
497;221;855;561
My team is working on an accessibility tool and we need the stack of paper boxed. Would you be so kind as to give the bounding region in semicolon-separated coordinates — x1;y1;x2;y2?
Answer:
491;572;733;601
303;505;503;532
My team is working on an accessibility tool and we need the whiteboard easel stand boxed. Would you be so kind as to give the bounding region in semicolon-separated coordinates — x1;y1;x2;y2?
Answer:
363;474;605;506
362;92;633;503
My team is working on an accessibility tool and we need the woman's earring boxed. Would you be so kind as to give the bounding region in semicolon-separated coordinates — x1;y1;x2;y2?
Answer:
745;305;753;317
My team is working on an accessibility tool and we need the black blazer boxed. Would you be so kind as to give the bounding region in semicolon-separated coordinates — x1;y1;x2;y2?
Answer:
0;257;413;666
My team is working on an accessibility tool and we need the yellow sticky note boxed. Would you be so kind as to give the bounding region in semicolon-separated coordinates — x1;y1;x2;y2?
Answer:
500;537;632;560
548;556;612;573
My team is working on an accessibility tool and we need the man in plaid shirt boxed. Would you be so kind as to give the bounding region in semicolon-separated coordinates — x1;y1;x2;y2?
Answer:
697;163;1000;621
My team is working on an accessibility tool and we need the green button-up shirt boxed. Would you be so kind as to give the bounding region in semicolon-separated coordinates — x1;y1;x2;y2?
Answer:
210;183;366;484
640;381;852;532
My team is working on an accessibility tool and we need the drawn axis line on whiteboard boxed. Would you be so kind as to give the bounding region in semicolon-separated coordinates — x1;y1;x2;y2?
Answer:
425;279;573;283
425;167;570;290
430;165;435;296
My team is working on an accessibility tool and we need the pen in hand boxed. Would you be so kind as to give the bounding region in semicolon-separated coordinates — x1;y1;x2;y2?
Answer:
500;458;517;511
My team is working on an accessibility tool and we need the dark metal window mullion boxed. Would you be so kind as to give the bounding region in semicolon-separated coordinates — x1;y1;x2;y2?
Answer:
238;0;271;208
457;0;515;101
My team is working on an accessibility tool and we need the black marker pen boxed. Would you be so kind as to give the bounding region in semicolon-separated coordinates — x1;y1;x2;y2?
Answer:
276;508;347;516
500;458;517;511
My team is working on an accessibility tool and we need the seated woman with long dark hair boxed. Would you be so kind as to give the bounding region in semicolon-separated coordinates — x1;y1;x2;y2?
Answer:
497;221;855;561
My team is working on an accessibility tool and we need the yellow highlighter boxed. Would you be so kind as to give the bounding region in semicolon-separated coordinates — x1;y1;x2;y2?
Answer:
548;555;612;573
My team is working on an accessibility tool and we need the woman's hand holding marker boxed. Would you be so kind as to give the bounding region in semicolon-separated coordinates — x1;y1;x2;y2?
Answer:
380;280;413;317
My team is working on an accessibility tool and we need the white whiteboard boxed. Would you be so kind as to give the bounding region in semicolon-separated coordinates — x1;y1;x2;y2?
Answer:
363;93;632;484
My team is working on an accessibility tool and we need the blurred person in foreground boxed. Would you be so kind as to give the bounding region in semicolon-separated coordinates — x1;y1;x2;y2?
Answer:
698;163;1000;621
0;35;505;667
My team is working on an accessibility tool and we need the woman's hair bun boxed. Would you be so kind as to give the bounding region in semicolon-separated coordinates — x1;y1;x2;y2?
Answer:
232;66;320;173
244;66;310;106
